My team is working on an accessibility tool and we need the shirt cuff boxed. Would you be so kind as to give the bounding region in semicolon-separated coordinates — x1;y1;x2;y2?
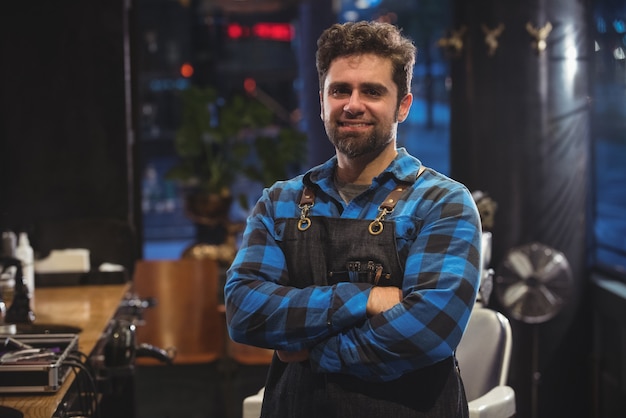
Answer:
327;282;371;331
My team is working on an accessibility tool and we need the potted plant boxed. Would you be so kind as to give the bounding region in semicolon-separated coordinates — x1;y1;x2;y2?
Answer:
166;85;307;227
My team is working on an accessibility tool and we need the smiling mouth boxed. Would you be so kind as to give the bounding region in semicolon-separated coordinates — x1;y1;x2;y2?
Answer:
338;122;371;127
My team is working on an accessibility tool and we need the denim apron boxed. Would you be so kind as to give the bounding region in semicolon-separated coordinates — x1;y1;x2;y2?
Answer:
260;186;469;418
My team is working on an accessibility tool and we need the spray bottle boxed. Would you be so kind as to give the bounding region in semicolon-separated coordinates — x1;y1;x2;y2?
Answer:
0;257;35;324
15;232;34;298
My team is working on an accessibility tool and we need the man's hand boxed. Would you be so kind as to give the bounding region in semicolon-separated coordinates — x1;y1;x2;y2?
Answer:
277;348;309;363
366;286;402;317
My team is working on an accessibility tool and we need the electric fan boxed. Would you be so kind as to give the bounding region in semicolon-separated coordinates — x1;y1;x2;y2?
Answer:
495;242;572;324
494;242;573;418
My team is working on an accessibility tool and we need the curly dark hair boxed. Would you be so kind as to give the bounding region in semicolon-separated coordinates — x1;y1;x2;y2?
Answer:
316;21;417;105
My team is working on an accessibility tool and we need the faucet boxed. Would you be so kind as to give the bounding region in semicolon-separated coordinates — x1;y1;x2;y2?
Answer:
0;257;35;324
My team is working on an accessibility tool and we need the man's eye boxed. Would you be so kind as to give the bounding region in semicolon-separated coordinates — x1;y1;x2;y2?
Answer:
331;88;350;96
364;89;381;96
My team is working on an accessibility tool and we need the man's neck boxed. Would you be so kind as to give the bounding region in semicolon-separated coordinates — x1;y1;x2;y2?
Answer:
335;143;397;185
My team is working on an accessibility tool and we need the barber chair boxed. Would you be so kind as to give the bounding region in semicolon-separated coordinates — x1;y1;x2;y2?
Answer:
456;306;516;418
132;258;224;364
181;242;274;367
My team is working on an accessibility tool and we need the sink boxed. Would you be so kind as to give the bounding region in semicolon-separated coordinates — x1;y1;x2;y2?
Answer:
0;323;82;335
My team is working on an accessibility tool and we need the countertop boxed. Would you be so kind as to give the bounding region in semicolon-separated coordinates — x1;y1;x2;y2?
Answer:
0;283;130;418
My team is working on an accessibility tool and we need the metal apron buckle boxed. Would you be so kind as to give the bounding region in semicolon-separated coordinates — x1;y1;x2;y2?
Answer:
298;182;410;235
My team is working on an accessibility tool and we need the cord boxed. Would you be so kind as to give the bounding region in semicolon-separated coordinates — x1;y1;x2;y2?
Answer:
66;351;95;376
62;360;100;418
67;350;89;363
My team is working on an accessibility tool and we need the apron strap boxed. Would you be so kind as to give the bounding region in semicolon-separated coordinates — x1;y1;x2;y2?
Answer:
299;166;426;233
379;165;426;211
299;187;316;206
300;183;408;213
299;173;417;236
379;183;409;211
369;182;411;235
370;166;425;235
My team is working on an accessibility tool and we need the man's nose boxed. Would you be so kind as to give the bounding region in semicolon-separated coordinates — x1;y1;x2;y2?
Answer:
343;92;365;114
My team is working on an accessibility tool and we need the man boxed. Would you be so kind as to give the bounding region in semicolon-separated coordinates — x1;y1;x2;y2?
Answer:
224;21;482;417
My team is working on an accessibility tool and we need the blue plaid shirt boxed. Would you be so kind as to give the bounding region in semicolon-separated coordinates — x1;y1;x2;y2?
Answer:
225;147;482;382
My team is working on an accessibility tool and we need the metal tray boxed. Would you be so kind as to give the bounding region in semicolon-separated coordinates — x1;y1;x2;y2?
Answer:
0;333;79;393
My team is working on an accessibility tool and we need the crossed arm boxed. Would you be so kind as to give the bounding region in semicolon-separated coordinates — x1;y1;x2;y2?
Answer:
276;286;402;362
225;184;481;381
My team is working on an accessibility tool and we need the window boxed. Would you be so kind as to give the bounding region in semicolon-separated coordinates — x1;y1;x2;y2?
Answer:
592;0;626;279
137;0;453;259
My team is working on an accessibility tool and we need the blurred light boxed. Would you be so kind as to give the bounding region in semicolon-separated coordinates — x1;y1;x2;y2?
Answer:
149;78;190;92
595;41;601;52
613;47;625;60
563;28;578;84
175;79;189;90
355;0;382;9
244;78;257;94
613;19;626;33
597;17;607;34
227;23;245;39
180;62;194;78
253;22;294;42
226;22;294;42
343;10;359;21
565;45;578;60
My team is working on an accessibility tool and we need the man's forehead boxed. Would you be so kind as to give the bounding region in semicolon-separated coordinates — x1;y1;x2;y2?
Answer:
325;54;394;84
331;53;392;68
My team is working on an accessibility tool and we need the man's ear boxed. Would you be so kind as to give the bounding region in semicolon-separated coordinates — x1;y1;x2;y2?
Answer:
397;93;413;122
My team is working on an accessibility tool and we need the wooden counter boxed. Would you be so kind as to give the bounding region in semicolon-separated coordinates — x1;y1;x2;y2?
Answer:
0;283;130;418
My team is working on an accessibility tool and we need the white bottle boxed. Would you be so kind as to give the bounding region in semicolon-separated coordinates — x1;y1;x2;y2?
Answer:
15;232;35;297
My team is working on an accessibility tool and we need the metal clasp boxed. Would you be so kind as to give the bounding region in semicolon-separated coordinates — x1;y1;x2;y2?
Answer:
298;187;316;231
298;202;313;231
368;184;408;235
368;207;390;235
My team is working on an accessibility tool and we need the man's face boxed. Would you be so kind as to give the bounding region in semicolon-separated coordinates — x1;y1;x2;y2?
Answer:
320;53;412;159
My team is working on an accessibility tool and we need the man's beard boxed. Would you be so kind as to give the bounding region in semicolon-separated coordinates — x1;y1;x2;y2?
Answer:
327;126;392;159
